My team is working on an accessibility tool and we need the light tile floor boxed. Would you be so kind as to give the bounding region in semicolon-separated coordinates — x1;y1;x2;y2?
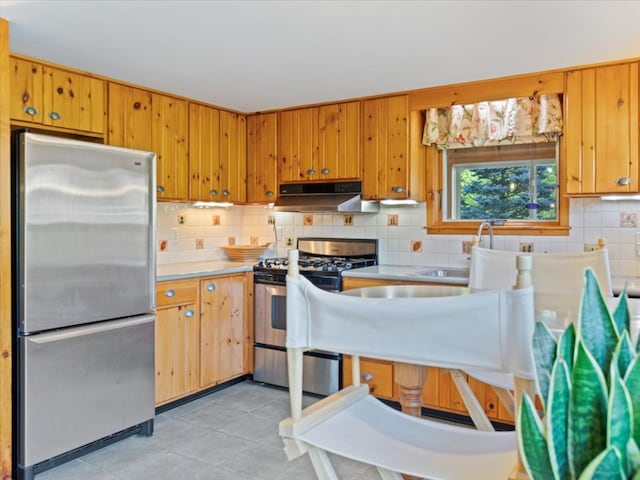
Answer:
37;381;381;480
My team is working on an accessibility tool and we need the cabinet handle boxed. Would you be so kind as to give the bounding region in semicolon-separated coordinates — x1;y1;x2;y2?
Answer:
362;373;373;382
184;309;194;318
306;169;316;176
321;167;330;175
48;111;61;121
23;106;38;116
616;177;632;186
207;284;216;292
222;190;230;196
265;190;274;197
157;185;165;193
164;289;176;297
391;186;404;193
210;189;218;196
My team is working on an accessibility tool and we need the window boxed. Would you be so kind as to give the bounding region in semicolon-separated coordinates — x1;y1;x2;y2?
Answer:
445;142;558;221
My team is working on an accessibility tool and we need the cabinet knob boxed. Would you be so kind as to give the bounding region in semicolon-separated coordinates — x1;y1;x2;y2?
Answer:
222;190;230;196
207;284;216;292
48;111;61;121
306;169;316;176
265;190;274;197
616;177;632;186
164;289;176;297
391;186;404;193
184;309;194;318
321;167;330;175
23;106;38;116
362;373;373;382
210;189;218;196
157;185;165;193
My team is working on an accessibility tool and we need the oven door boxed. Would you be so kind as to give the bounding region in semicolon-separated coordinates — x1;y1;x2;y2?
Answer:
254;283;286;347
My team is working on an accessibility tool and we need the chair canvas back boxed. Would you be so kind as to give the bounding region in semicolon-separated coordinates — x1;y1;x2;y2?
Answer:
286;273;536;380
469;247;612;317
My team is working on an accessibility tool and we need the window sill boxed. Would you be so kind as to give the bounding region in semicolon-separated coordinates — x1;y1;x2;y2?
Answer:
424;224;571;236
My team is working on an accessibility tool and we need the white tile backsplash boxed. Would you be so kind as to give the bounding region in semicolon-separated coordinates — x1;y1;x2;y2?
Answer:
156;199;640;276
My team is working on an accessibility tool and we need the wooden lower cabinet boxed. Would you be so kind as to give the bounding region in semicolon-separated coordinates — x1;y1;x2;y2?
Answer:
155;279;200;405
341;275;514;423
155;272;253;406
200;272;253;388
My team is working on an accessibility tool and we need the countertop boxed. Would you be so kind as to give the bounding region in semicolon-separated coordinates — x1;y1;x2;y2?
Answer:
341;265;469;285
156;260;254;282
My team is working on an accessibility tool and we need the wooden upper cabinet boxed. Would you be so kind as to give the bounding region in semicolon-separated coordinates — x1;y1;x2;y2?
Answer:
247;113;278;203
188;103;246;203
362;95;410;200
10;56;105;135
565;62;639;195
108;83;188;201
278;101;360;182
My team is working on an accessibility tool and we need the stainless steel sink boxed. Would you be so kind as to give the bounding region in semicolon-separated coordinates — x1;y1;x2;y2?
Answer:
415;268;470;278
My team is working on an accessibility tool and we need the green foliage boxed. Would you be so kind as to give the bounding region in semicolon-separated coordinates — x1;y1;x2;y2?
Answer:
520;268;640;479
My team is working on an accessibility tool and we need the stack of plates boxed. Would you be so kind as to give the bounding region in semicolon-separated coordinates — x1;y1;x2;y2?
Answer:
222;245;268;262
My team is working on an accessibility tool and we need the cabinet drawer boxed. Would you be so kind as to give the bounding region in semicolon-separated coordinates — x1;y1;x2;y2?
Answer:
343;356;394;399
156;281;198;309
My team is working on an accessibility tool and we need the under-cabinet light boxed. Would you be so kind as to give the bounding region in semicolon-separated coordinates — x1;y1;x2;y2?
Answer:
380;199;419;206
600;194;640;201
192;201;234;208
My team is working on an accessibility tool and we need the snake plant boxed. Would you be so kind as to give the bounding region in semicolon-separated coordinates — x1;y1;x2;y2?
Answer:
518;268;640;480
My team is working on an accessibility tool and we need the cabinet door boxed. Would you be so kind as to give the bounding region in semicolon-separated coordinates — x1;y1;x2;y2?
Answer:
219;110;247;203
247;113;278;203
152;93;188;201
155;303;200;405
278;107;318;182
108;83;153;151
318;101;360;180
200;274;252;387
9;57;43;123
42;65;105;134
342;355;394;399
188;103;221;201
565;62;639;194
362;96;409;200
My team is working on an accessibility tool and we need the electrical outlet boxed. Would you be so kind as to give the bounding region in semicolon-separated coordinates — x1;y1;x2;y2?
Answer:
519;242;534;253
584;243;598;252
178;215;185;225
267;216;275;225
286;237;294;246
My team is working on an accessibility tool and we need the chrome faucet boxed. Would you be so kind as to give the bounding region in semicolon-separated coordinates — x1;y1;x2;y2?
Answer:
477;220;494;249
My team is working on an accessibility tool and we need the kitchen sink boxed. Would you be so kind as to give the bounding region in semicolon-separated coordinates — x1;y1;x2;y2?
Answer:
415;268;470;278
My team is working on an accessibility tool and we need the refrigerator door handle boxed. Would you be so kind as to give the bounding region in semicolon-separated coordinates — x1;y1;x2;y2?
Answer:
26;315;155;344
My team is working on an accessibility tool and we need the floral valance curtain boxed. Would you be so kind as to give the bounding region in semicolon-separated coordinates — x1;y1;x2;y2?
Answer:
422;94;563;148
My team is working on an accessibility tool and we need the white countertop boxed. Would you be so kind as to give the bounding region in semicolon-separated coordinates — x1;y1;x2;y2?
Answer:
157;260;254;282
342;265;470;285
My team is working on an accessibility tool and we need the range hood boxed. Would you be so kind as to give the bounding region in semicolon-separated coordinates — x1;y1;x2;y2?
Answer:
273;181;379;213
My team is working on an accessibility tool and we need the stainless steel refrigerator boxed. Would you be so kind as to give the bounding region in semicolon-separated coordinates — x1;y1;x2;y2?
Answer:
12;132;157;480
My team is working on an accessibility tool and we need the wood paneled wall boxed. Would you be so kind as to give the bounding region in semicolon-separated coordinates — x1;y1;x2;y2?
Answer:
0;17;12;480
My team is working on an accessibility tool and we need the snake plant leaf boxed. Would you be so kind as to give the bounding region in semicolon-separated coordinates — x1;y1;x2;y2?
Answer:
546;359;570;480
576;446;625;480
568;340;608;478
518;392;555;480
607;357;633;472
579;269;619;376
533;320;557;410
612;289;630;337
616;331;636;378
628;438;640;474
624;355;640;446
557;323;576;375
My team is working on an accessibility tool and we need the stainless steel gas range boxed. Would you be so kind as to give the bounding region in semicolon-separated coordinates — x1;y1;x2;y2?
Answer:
252;238;378;395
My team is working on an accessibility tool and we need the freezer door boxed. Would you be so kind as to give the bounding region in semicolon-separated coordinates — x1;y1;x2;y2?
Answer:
19;314;155;467
17;133;156;332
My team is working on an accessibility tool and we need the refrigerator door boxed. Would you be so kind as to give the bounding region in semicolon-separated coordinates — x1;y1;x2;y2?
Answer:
19;314;155;467
16;133;156;333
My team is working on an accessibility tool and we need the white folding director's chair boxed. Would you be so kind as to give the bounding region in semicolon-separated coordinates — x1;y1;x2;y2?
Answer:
279;250;536;480
461;242;612;422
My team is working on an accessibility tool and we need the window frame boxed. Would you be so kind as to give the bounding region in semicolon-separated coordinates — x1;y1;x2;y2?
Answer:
425;139;570;236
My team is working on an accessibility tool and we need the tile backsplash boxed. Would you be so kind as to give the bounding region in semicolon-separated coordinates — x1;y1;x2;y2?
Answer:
156;198;640;277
